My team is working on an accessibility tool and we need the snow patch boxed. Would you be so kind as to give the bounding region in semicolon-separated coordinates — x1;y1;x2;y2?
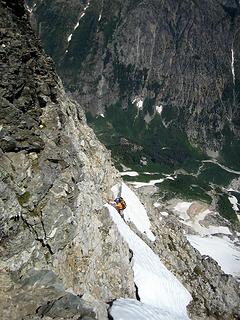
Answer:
144;172;159;175
26;3;36;13
67;1;90;43
110;298;186;320
187;235;240;277
173;201;239;277
132;97;144;110
74;22;79;30
156;105;163;115
228;195;239;211
227;188;240;193
120;163;132;171
231;48;235;85
140;157;147;166
67;34;73;42
129;178;164;189
120;171;139;177
174;202;232;237
137;100;143;109
173;202;192;220
107;204;191;319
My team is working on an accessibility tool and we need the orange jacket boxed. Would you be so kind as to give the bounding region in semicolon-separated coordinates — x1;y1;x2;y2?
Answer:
115;202;125;210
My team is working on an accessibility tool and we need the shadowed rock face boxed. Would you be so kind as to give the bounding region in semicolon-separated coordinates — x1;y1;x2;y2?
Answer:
26;0;240;151
0;1;134;319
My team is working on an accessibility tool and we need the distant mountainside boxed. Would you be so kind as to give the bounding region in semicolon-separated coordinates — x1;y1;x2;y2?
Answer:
26;0;240;154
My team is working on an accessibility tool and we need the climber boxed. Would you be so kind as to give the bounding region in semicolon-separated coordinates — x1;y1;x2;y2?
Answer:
108;197;126;218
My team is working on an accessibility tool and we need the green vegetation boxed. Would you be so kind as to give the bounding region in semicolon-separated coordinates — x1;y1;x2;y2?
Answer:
199;163;237;186
63;10;99;82
217;194;238;223
87;102;239;223
157;174;212;203
102;16;119;45
17;191;30;206
87;101;205;174
220;126;240;171
113;63;148;95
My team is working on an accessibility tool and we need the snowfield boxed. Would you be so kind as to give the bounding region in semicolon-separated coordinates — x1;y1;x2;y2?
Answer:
187;235;240;277
110;298;185;320
173;201;240;277
107;183;192;319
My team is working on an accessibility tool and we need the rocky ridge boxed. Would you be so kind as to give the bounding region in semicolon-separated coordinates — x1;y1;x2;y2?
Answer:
0;1;134;319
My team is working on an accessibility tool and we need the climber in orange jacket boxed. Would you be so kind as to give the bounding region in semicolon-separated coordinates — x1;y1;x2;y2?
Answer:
108;197;126;217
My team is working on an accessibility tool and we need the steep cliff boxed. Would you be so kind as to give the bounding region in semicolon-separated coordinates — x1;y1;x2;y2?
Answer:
1;1;239;320
26;0;240;156
0;1;134;319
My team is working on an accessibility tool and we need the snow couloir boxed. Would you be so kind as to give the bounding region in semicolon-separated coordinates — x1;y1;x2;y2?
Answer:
106;182;192;319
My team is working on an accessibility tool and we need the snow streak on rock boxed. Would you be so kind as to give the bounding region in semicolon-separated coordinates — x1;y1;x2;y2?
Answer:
231;48;235;85
66;1;91;45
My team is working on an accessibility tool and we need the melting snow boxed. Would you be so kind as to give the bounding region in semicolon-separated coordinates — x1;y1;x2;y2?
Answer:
227;188;240;193
120;171;139;177
174;202;232;236
228;195;239;211
137;100;144;109
129;178;164;189
231;48;235;85
173;202;192;220
156;105;163;115
67;1;90;43
107;185;192;319
67;34;73;42
74;22;79;30
173;201;240;277
110;298;187;320
187;235;240;277
144;172;159;175
132;98;144;110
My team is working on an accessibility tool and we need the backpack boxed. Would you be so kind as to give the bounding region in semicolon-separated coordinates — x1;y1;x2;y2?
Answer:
119;197;126;210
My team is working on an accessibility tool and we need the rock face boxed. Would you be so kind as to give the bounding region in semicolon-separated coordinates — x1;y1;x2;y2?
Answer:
26;0;240;152
135;190;240;320
0;1;134;319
